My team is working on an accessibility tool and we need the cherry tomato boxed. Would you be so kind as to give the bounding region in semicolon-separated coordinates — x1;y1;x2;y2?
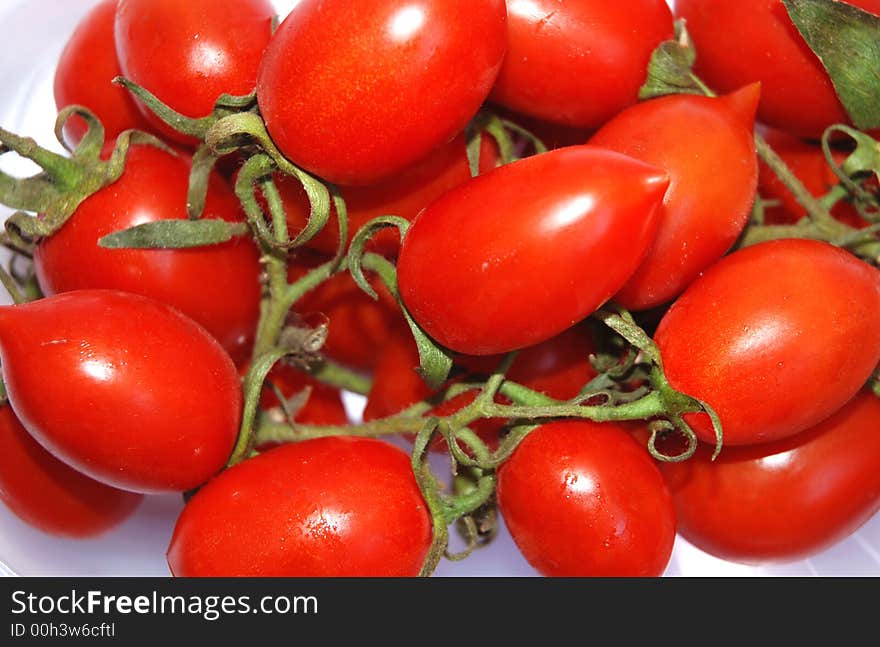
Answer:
33;145;262;366
256;0;508;185
115;0;275;143
0;405;142;538
659;389;880;563
590;85;760;310
490;0;673;129
397;146;669;355
676;0;880;139
53;0;153;148
289;252;403;373
167;437;432;576
497;420;676;577
654;239;880;446
278;133;498;257
757;125;866;228
0;290;242;494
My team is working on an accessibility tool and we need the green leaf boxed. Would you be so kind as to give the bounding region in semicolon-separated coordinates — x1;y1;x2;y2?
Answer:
639;20;710;100
98;220;249;249
784;0;880;130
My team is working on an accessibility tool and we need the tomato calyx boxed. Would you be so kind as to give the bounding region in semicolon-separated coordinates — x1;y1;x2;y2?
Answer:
0;106;170;252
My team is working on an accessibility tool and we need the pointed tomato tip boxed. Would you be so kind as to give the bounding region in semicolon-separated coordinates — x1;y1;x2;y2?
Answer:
721;82;762;128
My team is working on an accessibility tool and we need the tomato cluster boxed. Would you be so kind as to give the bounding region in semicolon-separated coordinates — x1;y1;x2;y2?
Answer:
0;0;879;578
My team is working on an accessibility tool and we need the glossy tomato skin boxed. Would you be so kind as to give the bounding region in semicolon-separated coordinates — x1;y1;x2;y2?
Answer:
660;390;880;563
33;145;262;366
0;290;242;494
54;0;153;148
289;252;403;373
676;0;880;139
279;134;498;257
167;437;432;576
654;239;880;446
590;85;760;310
491;0;673;129
256;0;508;185
497;421;676;577
757;125;865;228
0;405;142;538
115;0;274;143
398;146;669;355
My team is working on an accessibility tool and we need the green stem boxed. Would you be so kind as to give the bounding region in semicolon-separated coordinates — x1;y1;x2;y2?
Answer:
308;359;371;396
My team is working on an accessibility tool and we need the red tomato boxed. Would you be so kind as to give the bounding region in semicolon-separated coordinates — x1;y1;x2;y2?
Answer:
654;239;880;446
258;363;348;427
659;390;880;563
33;145;262;366
256;0;508;185
757;125;865;229
289;252;403;373
53;0;153;148
497;421;676;577
397;146;669;355
167;437;432;576
0;405;142;538
590;85;760;310
0;290;242;494
115;0;275;143
490;0;673;129
676;0;880;139
278;133;498;257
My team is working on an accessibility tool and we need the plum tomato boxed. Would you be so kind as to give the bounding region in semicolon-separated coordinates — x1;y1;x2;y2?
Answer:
497;420;676;577
277;133;498;257
53;0;153;148
589;85;760;311
757;125;866;229
0;290;242;494
0;405;142;538
256;0;508;185
397;145;669;355
115;0;275;143
490;0;674;129
659;389;880;563
167;437;432;576
676;0;880;139
654;239;880;446
33;144;262;366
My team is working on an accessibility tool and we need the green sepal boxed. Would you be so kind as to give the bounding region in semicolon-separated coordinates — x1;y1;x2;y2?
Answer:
638;20;709;100
98;219;250;249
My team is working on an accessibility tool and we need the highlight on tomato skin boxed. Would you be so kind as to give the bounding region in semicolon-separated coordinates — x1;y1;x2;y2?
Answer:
497;420;676;577
397;145;670;356
0;405;142;539
654;238;880;447
166;437;432;577
589;84;761;311
0;290;243;495
658;389;880;564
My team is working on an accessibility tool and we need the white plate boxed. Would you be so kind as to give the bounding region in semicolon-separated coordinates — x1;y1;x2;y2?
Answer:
1;0;878;578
